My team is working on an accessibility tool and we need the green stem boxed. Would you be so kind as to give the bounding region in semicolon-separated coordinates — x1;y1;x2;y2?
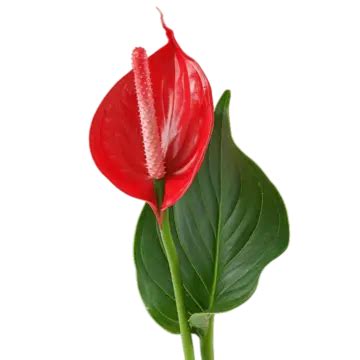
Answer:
159;210;195;360
200;315;215;360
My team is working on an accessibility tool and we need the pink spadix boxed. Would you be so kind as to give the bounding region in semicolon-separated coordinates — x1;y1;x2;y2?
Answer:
132;47;166;180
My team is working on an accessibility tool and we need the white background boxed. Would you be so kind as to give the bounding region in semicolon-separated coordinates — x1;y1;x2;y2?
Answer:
1;0;359;359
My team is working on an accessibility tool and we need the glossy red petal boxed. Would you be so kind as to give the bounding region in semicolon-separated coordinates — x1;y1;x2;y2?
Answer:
89;15;213;219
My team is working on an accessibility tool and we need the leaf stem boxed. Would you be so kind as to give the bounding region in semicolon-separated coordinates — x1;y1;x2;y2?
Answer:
159;210;195;360
199;315;215;360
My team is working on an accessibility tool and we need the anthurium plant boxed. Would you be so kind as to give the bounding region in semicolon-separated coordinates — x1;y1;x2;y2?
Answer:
90;10;289;360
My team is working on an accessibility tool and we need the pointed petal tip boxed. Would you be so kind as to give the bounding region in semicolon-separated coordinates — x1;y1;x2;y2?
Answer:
156;7;175;42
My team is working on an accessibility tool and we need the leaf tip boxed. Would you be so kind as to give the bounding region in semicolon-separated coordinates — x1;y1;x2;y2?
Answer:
221;89;231;103
216;90;231;112
222;89;231;99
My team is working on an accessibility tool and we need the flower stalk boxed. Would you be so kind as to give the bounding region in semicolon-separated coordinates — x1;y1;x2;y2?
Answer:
199;315;215;360
153;179;195;360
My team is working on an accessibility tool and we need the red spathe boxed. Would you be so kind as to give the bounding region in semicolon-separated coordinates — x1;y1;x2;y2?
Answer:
89;15;214;220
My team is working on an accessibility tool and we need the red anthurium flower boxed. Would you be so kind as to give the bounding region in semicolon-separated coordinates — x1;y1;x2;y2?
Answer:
89;12;213;221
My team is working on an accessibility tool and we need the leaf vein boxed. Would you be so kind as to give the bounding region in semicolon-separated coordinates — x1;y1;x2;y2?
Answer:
217;180;265;297
172;213;211;295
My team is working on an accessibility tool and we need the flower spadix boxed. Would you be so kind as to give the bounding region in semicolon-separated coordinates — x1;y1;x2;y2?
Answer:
131;47;165;180
89;13;214;220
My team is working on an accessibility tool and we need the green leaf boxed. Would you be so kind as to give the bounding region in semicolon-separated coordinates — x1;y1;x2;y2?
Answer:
134;90;289;333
